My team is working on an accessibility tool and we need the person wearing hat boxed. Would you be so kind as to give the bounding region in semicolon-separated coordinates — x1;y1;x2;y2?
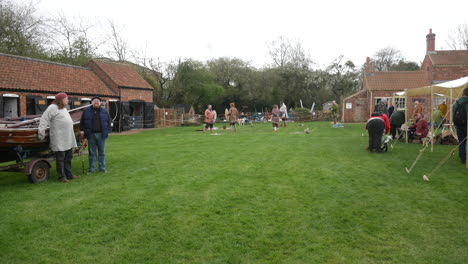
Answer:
38;92;79;183
374;98;388;116
80;96;111;173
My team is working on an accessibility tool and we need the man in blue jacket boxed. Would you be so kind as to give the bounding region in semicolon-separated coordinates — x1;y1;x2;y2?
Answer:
80;96;111;173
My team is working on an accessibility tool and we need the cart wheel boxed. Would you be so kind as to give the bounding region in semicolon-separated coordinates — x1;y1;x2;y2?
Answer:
28;161;50;183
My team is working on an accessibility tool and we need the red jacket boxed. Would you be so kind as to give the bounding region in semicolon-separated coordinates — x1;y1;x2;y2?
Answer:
366;114;390;134
409;119;429;138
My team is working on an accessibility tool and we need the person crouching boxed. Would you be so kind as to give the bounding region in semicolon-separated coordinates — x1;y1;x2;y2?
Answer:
366;112;390;152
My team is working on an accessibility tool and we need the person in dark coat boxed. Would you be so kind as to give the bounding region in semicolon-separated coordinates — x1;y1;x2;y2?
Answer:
452;87;468;164
80;96;111;173
387;104;395;118
389;110;405;139
366;112;390;152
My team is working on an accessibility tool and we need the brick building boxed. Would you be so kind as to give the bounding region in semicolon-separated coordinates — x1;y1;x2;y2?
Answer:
0;53;154;131
343;29;468;122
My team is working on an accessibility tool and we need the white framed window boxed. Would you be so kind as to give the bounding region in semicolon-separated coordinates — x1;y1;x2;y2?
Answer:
434;97;446;108
394;97;405;110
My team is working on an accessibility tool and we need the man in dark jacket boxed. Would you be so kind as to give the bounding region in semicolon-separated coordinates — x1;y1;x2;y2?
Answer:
453;87;468;164
389;110;405;139
80;96;111;173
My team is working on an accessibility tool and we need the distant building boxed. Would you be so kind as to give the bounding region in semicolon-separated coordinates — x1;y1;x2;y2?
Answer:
173;104;195;118
343;29;468;122
0;53;155;131
322;101;333;112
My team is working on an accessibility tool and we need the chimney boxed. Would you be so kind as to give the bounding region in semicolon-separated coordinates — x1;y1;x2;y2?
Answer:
364;57;374;73
426;28;436;53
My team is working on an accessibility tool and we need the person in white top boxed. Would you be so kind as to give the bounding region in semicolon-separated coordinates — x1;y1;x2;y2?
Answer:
38;92;79;183
280;102;289;127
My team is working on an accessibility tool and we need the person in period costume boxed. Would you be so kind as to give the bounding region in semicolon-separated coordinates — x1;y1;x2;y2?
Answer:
329;100;339;124
280;103;289;127
271;104;281;132
203;105;215;133
227;102;239;132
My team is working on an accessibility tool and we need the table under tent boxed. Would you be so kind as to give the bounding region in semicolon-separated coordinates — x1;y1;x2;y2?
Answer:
395;76;468;168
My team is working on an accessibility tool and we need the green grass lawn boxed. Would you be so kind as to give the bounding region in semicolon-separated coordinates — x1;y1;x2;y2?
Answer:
0;122;466;264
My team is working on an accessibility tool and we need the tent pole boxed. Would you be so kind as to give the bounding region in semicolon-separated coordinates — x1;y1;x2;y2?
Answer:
405;89;408;144
431;86;434;152
450;89;453;132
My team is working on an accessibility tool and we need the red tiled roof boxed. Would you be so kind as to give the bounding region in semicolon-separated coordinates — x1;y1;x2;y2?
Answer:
0;53;116;96
428;50;468;66
90;60;153;89
364;71;430;91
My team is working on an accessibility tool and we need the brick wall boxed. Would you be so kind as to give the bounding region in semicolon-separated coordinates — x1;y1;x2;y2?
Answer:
343;90;369;122
433;67;468;81
120;88;153;102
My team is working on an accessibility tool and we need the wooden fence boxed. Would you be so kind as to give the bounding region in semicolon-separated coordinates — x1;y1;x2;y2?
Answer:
154;108;202;128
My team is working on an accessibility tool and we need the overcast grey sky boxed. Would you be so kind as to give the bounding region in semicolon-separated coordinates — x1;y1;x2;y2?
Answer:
33;0;468;68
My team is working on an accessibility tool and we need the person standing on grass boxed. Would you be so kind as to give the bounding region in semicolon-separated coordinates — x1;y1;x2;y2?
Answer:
80;96;111;173
366;111;390;153
264;108;271;122
271;104;281;132
452;87;468;164
280;102;289;127
38;92;79;183
203;105;215;133
330;100;339;124
389;110;405;139
227;102;239;132
212;109;217;125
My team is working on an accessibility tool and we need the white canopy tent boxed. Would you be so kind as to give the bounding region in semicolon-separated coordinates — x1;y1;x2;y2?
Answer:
397;76;468;168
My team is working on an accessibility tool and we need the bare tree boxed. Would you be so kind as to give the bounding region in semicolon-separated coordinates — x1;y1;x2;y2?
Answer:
268;36;291;68
447;24;468;50
46;13;100;63
134;49;182;106
372;47;403;71
268;36;312;69
106;20;129;61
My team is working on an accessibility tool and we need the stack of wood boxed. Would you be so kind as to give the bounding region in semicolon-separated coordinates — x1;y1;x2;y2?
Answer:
434;130;459;145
